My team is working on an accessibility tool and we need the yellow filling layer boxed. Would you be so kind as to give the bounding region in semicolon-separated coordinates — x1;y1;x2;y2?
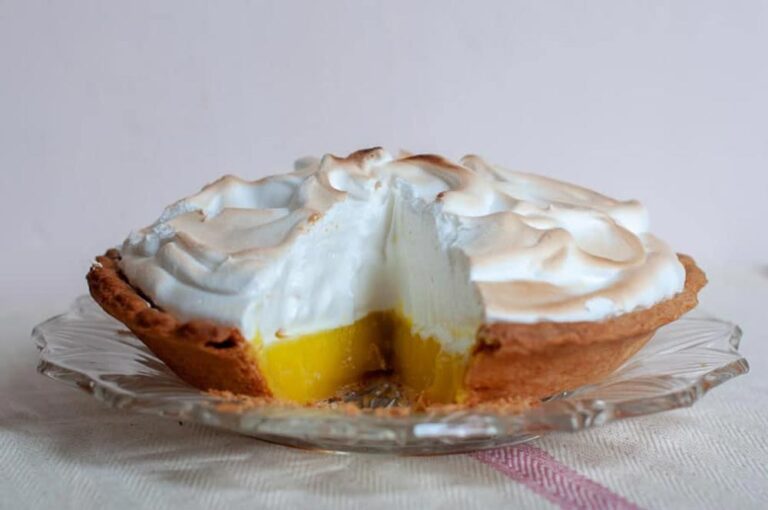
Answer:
391;316;467;404
254;312;468;404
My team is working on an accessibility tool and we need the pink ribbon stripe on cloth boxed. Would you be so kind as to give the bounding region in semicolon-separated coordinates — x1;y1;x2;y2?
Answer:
471;444;641;510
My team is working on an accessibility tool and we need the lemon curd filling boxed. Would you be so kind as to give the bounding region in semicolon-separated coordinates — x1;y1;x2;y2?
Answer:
391;316;467;404
254;312;470;404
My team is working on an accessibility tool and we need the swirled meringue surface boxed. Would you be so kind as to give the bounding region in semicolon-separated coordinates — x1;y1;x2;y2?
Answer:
119;148;685;352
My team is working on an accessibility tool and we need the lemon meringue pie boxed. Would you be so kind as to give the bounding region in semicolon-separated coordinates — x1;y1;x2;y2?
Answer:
87;148;706;407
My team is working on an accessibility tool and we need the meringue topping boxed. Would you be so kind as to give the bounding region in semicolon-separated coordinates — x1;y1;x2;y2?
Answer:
119;148;686;353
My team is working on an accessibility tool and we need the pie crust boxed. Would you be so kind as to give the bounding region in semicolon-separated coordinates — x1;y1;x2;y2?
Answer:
87;249;706;407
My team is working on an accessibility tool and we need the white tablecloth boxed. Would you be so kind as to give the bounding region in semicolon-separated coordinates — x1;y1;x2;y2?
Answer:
1;265;766;509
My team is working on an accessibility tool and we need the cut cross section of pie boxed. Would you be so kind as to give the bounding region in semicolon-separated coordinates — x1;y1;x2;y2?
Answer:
87;148;706;407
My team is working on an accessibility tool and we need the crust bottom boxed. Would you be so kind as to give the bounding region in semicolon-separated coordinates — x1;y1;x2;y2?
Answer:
463;254;706;403
87;250;706;407
87;250;271;398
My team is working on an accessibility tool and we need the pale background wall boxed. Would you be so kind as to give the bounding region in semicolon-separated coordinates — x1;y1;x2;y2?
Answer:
1;1;766;318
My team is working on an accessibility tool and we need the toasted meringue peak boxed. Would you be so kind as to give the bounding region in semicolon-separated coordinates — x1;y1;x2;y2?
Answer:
120;149;685;351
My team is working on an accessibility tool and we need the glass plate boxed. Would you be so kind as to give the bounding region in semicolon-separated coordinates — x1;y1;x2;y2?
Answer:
32;296;749;455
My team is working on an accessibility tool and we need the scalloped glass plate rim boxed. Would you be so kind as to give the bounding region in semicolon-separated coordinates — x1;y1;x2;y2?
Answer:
32;296;749;454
